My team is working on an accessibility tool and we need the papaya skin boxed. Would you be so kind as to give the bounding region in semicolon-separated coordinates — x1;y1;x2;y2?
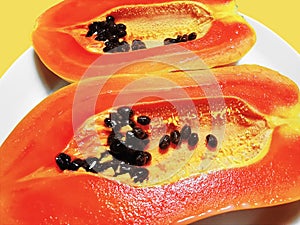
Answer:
32;0;256;82
0;65;299;224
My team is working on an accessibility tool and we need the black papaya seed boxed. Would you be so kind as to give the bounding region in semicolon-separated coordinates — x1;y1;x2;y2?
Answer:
106;15;115;23
117;106;134;119
180;125;191;140
170;130;181;145
137;115;151;125
55;153;71;171
188;32;197;40
133;127;148;140
206;134;218;149
188;133;199;147
159;135;171;150
68;158;85;171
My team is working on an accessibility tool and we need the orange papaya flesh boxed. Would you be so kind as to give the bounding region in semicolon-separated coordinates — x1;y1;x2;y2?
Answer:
0;65;299;224
32;0;256;82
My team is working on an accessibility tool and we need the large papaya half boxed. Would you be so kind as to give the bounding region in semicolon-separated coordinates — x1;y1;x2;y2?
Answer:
32;0;256;82
0;65;299;224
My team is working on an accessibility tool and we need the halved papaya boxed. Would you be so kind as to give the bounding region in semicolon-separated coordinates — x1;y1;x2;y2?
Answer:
32;0;256;82
0;65;299;224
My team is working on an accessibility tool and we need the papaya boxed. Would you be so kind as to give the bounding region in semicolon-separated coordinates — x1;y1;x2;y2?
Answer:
32;0;256;82
0;65;299;224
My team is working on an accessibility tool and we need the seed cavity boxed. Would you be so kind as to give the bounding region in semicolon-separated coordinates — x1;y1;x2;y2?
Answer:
87;14;198;52
67;2;213;54
57;97;271;187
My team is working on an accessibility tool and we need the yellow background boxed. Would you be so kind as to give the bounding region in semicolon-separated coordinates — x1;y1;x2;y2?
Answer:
0;0;299;77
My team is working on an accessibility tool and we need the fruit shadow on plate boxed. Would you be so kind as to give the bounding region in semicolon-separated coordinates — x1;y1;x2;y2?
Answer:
33;52;69;94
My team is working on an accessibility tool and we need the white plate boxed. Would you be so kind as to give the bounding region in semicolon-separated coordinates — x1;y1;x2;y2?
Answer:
0;15;299;224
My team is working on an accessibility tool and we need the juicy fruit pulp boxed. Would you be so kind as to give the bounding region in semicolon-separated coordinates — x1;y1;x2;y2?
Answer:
63;97;272;187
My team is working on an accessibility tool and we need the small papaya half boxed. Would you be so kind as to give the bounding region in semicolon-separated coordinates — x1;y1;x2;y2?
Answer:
32;0;256;82
0;65;299;224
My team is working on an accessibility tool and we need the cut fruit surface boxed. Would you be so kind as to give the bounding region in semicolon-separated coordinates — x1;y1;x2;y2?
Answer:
32;0;256;81
0;65;299;224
